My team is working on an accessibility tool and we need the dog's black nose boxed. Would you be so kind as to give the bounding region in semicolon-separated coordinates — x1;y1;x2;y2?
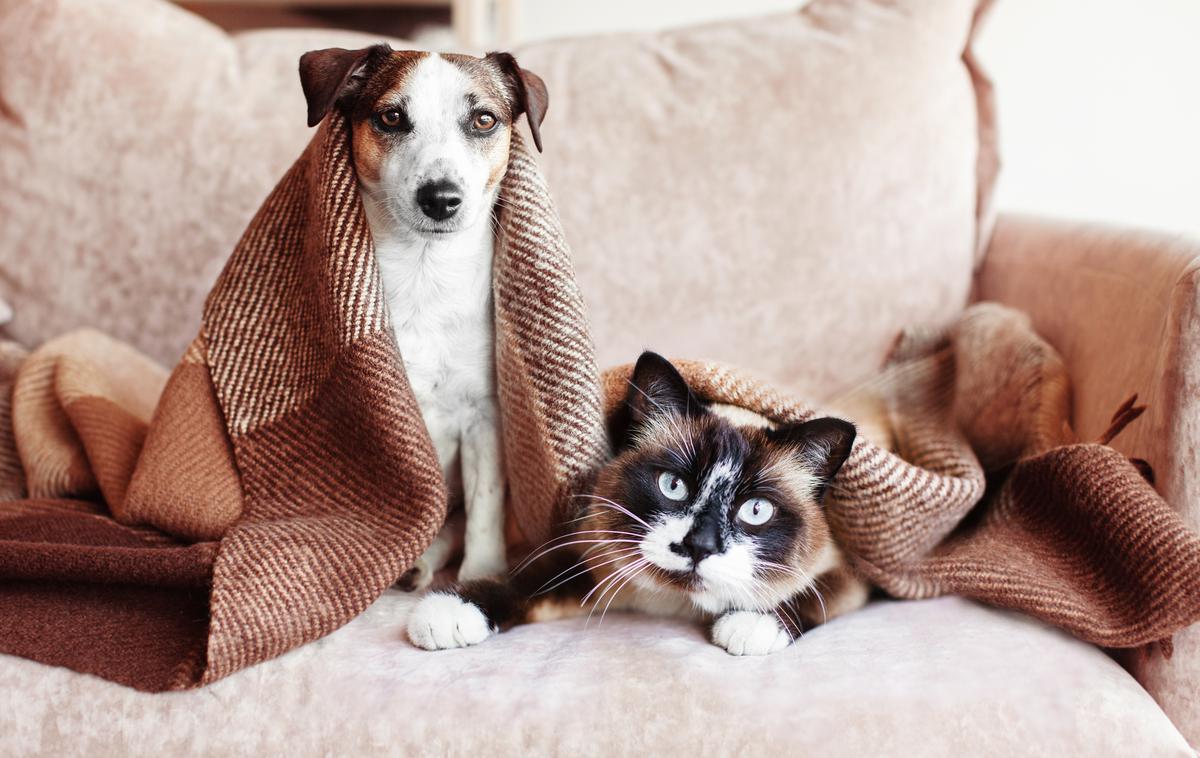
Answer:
416;180;463;221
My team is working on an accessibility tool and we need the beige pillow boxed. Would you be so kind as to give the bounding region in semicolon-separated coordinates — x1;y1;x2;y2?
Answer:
0;0;393;365
0;0;996;400
517;1;997;397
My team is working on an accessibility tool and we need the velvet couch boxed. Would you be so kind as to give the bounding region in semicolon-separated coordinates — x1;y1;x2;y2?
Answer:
0;0;1196;754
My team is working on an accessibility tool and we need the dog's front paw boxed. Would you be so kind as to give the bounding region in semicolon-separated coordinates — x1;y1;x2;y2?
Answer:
456;552;507;582
407;593;494;650
711;611;792;656
395;556;436;593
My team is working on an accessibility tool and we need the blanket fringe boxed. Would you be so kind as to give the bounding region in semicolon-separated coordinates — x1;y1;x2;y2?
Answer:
1096;393;1147;445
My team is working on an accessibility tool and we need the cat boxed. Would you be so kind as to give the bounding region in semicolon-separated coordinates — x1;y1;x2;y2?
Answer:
405;351;870;655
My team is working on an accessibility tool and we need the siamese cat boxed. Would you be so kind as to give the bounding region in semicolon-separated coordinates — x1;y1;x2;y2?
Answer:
406;351;869;655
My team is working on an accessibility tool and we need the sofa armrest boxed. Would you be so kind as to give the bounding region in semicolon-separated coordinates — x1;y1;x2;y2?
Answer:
975;212;1200;745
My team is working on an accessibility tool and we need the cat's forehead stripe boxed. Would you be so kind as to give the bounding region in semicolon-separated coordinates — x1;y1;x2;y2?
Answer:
691;456;740;514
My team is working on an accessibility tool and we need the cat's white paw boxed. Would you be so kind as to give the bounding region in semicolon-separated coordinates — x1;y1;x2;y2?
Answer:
407;593;494;650
711;611;793;656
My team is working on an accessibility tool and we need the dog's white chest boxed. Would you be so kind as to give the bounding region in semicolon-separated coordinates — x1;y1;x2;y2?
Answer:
374;228;499;497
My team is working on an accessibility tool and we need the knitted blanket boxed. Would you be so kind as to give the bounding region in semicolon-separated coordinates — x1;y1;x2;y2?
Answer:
0;115;605;690
2;114;1199;692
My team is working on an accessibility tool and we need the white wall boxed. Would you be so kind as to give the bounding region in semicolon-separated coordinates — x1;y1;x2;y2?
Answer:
977;0;1200;238
508;0;1200;239
504;0;803;43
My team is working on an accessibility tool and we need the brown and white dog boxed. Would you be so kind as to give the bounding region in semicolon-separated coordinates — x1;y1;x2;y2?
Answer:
298;45;548;589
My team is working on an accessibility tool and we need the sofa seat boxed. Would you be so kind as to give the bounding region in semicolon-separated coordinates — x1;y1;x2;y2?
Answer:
0;595;1187;756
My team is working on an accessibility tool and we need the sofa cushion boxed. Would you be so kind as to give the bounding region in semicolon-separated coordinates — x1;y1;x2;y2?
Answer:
519;1;997;397
0;0;399;364
1;0;996;399
0;596;1188;755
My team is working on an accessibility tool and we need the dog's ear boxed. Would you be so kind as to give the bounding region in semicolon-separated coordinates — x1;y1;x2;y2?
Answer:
299;44;390;128
485;52;548;152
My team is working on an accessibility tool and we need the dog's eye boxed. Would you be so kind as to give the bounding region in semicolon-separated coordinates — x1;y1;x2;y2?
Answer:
736;498;775;527
472;111;498;132
657;471;689;502
376;109;408;130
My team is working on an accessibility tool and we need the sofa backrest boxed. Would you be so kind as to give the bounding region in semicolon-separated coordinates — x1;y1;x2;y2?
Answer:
0;0;995;399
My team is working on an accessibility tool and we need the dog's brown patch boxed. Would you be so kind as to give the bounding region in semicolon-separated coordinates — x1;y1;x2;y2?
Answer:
444;54;517;191
442;54;516;123
485;139;511;192
345;50;427;186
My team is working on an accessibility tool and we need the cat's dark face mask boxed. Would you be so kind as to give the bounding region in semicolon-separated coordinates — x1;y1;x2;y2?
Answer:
583;352;855;614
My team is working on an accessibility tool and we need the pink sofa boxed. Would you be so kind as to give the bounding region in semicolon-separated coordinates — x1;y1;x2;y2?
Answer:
1;0;1197;753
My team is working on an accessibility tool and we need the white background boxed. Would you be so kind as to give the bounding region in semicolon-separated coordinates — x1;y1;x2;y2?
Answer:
509;0;1200;239
976;0;1200;238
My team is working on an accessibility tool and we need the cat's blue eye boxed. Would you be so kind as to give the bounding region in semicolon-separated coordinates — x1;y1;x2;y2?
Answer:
657;471;689;501
737;497;775;526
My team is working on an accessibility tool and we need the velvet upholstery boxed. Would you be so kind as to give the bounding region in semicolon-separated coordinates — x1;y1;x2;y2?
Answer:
0;594;1191;756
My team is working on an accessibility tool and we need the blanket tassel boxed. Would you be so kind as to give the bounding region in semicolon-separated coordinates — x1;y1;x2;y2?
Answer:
1095;394;1154;484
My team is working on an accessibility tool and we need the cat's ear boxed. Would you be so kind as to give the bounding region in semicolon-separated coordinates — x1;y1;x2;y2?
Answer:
625;351;705;429
768;417;857;501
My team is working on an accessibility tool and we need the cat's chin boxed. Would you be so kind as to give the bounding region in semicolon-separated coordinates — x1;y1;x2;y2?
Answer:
632;570;742;615
688;588;739;614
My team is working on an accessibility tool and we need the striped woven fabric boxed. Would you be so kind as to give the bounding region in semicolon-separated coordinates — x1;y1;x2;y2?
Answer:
0;115;605;690
599;304;1200;648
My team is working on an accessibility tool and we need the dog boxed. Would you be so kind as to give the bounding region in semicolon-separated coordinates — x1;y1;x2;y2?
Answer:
298;45;548;589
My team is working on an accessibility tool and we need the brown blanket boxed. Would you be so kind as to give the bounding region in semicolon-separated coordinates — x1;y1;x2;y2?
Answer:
0;115;605;690
2;113;1199;691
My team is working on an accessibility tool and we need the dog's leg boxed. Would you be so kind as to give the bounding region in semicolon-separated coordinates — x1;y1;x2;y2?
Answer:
458;409;507;580
397;415;463;592
396;513;463;592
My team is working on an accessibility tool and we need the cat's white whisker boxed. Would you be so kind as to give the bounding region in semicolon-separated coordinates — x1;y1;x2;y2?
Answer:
749;577;802;644
814;574;836;622
512;538;641;575
571;494;653;530
533;548;642;596
730;575;764;612
740;575;775;613
583;558;648;615
579;564;628;609
597;560;653;626
805;581;829;626
757;559;820;595
512;527;645;573
750;580;779;614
